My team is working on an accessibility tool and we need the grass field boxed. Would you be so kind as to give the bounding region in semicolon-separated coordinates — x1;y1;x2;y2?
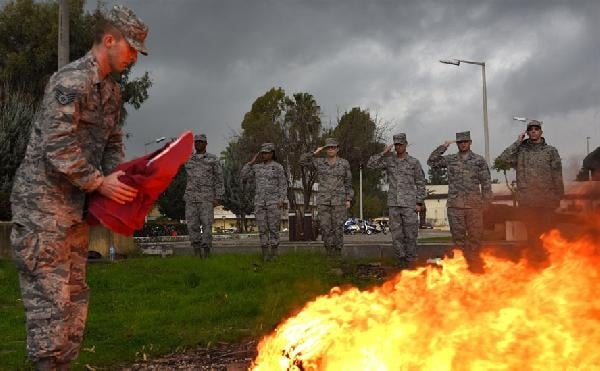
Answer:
0;252;378;370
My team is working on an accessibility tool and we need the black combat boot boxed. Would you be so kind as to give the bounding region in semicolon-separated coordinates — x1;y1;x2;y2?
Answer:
270;246;278;261
192;243;202;258
34;358;56;371
396;257;409;270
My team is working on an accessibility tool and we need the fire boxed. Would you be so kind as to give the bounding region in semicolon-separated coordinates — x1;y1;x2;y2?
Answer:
252;230;600;370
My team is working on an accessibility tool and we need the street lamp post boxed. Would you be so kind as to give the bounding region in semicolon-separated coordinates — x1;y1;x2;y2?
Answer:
440;58;490;165
359;164;363;221
58;0;69;68
586;136;591;155
353;146;364;221
144;136;167;154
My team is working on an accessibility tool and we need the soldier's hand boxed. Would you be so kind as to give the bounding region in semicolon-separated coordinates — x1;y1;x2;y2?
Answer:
277;200;284;209
415;204;422;213
518;132;526;143
382;144;394;155
249;152;259;164
345;200;351;209
443;140;455;147
98;171;138;204
313;146;324;154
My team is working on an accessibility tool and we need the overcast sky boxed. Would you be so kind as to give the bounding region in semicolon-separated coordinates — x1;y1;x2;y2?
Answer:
6;0;600;180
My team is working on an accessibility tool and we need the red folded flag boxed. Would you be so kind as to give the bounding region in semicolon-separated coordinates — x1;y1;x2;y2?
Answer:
87;131;194;235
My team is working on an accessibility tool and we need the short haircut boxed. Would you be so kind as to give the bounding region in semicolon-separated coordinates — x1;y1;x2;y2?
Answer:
93;19;122;45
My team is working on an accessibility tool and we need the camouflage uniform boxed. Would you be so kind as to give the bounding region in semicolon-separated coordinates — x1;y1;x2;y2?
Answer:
9;5;148;367
498;123;564;257
428;131;493;268
367;134;426;264
184;134;224;258
299;138;353;256
240;143;287;260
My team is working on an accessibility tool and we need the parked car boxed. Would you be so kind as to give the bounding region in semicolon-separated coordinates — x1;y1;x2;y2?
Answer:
419;222;434;229
363;221;380;235
344;219;361;235
344;223;361;235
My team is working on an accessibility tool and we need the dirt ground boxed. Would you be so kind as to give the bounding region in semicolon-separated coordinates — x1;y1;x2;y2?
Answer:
125;339;258;371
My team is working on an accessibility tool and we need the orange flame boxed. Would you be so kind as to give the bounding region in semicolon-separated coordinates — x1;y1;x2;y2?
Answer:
252;230;600;370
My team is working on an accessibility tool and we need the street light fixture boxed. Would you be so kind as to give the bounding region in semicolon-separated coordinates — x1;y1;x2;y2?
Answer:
440;58;490;165
144;136;167;153
439;59;460;66
512;116;543;126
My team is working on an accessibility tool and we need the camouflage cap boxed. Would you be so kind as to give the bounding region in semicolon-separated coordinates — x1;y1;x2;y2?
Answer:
260;142;275;152
106;5;149;56
194;134;207;142
527;119;543;129
393;133;407;145
324;138;339;147
456;131;471;141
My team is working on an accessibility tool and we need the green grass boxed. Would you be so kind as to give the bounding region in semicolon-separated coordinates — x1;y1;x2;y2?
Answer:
0;253;375;370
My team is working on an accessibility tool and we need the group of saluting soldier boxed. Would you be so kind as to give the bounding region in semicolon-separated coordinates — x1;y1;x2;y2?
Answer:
185;118;564;270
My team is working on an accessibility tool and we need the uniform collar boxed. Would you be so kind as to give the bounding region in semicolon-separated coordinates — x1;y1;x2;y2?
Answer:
395;152;410;161
325;156;339;165
458;150;473;160
86;51;102;85
522;138;546;147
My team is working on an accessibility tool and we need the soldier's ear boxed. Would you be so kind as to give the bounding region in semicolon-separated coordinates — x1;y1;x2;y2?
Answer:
103;33;116;49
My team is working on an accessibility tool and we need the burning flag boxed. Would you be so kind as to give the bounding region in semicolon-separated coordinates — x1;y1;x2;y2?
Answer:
252;229;600;370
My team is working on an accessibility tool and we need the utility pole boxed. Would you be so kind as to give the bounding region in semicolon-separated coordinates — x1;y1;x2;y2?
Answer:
58;0;69;68
481;62;490;166
359;164;363;221
586;136;591;155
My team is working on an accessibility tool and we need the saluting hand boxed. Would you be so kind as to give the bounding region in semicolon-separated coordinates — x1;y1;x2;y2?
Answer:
382;144;394;155
248;152;259;164
345;201;351;209
518;132;526;143
443;140;455;147
313;146;325;155
98;170;138;204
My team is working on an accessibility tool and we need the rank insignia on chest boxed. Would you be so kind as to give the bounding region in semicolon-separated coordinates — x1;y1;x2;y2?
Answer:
55;88;77;105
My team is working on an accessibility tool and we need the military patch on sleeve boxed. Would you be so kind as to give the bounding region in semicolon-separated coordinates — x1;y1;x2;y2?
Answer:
54;87;78;105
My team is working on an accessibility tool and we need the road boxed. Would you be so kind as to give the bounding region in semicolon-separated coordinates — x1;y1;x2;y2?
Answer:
136;228;478;261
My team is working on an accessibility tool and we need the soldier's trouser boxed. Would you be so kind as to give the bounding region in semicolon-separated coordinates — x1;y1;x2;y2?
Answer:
389;206;419;261
447;207;483;251
11;212;89;364
317;204;346;254
255;204;281;253
185;201;214;255
448;207;484;270
519;207;554;263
